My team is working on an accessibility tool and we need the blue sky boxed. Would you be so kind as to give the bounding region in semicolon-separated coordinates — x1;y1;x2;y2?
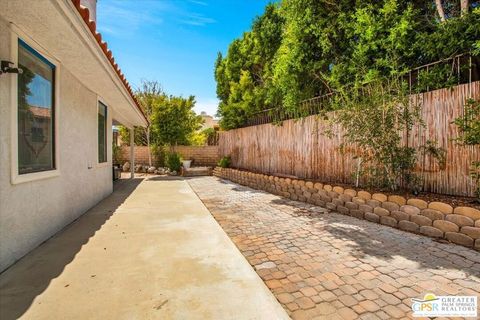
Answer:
97;0;272;117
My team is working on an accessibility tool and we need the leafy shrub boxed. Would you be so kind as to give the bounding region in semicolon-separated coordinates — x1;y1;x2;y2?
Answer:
151;144;166;167
454;98;480;146
112;143;122;165
166;152;182;172
218;156;231;168
454;98;480;200
327;77;423;192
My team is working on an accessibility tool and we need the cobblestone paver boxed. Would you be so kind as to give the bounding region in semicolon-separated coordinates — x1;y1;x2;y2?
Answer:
188;177;480;320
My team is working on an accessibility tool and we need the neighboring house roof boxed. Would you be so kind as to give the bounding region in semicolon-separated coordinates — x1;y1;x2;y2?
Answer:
29;106;51;118
70;0;148;125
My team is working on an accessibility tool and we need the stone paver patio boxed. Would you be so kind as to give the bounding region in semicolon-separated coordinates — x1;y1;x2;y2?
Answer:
188;176;480;320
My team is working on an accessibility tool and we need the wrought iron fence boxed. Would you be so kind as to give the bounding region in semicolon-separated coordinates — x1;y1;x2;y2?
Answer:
241;53;479;128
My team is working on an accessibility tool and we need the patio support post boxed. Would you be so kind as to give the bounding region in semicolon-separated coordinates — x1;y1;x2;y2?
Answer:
130;127;135;179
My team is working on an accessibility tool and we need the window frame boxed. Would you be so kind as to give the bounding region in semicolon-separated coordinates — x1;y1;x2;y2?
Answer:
97;101;108;164
10;29;60;185
17;39;56;175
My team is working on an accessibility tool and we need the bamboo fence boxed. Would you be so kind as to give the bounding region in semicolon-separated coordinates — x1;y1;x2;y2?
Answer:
218;82;480;197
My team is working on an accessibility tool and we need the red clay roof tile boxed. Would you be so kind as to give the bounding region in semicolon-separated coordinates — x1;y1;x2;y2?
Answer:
71;0;148;124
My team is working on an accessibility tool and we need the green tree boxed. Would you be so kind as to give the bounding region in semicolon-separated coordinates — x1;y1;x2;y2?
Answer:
151;95;203;147
215;0;479;129
215;3;284;129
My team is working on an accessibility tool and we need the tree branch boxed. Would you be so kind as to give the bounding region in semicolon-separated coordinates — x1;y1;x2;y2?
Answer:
461;0;469;16
435;0;446;22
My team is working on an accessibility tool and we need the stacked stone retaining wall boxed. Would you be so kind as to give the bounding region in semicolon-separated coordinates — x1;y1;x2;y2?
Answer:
213;167;480;251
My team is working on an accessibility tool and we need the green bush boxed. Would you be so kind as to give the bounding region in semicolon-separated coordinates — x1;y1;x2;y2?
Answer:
218;156;231;168
166;152;182;172
151;144;166;167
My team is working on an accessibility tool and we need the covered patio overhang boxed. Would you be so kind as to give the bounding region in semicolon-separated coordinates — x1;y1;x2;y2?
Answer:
1;0;148;178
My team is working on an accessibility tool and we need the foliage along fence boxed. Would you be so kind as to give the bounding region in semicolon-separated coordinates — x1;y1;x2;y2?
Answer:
120;145;219;167
244;54;480;128
218;81;480;197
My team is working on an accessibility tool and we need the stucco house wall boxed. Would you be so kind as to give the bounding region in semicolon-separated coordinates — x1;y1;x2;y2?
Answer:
0;0;147;272
0;16;114;272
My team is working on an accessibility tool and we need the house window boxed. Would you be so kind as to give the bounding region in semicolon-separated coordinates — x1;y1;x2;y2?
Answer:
18;39;55;174
98;102;107;163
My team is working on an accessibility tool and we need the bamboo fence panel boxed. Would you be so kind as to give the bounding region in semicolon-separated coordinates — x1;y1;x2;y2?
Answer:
218;82;480;197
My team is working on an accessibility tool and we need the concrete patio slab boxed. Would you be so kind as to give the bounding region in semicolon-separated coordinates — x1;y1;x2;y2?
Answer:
0;177;289;320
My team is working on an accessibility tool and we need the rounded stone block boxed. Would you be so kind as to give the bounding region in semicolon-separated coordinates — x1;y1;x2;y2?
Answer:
398;220;419;233
400;205;421;216
344;189;357;197
453;206;480;221
328;191;339;199
326;202;337;211
359;204;373;213
476;220;480;228
388;195;407;206
475;239;480;251
332;198;344;207
366;199;381;208
382;201;400;212
373;207;390;217
321;195;332;203
337;206;350;215
315;199;326;207
380;216;397;227
428;202;453;214
407;198;428;209
350;209;364;219
352;197;366;205
314;182;323;190
419;226;443;238
433;220;459;233
303;191;312;199
333;186;344;194
445;232;474;247
445;214;474;227
323;184;333;192
391;210;409;221
411;215;432;226
460;226;480;239
290;194;298;201
365;212;380;223
421;209;444;221
357;191;372;200
298;180;305;186
305;181;314;188
345;202;358;210
339;194;353;203
318;190;328;197
285;178;292;185
372;193;387;202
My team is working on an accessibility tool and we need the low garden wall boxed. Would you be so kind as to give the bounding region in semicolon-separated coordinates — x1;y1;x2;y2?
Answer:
120;145;219;167
213;167;480;251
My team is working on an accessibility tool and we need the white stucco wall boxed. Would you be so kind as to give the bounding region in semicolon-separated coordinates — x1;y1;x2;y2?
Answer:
0;17;114;272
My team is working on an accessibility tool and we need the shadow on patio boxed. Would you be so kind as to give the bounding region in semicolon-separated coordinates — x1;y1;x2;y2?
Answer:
268;197;480;279
0;178;143;320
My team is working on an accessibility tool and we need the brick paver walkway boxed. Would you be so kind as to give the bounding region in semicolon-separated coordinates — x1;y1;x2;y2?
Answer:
188;177;480;320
